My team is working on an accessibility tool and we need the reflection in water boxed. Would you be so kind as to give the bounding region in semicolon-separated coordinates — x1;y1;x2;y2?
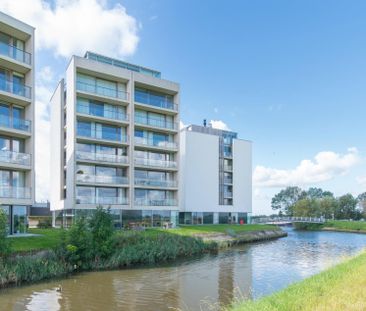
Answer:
1;228;366;311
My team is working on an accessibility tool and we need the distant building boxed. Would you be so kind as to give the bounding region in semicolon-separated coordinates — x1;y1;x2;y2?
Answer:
179;123;252;224
0;12;35;235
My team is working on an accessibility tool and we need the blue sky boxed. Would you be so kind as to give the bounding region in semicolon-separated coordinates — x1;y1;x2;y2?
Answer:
2;0;366;214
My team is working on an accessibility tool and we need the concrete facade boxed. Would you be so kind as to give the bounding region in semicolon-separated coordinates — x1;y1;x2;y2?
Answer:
179;124;252;224
0;12;35;234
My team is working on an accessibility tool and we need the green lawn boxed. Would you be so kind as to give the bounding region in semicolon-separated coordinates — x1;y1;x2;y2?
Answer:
324;220;366;232
10;228;64;253
10;224;277;253
159;224;278;236
229;251;366;311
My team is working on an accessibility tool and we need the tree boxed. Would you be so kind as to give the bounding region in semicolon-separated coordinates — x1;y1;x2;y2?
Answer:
89;207;114;259
271;187;306;216
319;196;338;219
335;194;361;220
357;192;366;218
306;187;334;199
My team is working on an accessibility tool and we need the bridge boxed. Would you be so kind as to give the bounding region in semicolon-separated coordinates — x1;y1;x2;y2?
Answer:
251;216;326;225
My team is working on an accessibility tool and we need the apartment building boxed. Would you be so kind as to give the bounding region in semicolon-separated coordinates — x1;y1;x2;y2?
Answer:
50;52;180;227
0;12;35;234
179;123;252;224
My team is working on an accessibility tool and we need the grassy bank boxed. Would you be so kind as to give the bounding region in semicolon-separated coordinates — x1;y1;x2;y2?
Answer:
1;224;283;289
294;220;366;233
229;251;366;311
10;224;279;254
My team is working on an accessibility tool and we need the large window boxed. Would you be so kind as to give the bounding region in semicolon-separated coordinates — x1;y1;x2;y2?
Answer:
12;205;27;234
134;88;175;110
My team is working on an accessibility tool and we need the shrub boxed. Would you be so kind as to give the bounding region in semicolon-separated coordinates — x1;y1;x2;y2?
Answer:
0;209;11;259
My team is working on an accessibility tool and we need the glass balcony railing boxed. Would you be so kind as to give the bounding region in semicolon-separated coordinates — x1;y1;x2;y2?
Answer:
77;128;128;143
224;178;233;184
224;192;233;198
0;77;31;99
134;137;177;149
76;81;128;101
0;150;31;166
134;157;177;169
0;42;31;65
0;115;31;132
134;178;177;188
76;151;128;164
224;165;233;171
77;103;128;122
76;196;128;205
223;151;232;158
0;186;31;199
134;90;177;111
134;198;177;206
76;174;129;185
134;115;177;130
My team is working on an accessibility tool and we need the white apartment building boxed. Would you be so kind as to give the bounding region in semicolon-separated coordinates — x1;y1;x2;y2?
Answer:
50;52;180;227
0;12;35;234
179;123;252;224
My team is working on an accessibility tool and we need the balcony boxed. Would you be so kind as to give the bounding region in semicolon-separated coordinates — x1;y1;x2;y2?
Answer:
134;137;177;150
224;192;233;198
76;81;128;101
134;178;177;188
77;102;129;122
134;115;178;131
134;198;177;206
223;151;232;158
0;150;31;166
135;89;177;111
76;174;129;185
0;42;31;65
224;177;233;184
224;165;233;171
134;157;177;169
0;76;31;99
76;196;128;205
0;186;31;199
0;116;31;133
76;151;128;164
77;128;128;144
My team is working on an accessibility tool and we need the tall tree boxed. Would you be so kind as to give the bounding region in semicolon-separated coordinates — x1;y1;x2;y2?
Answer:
306;187;334;199
357;192;366;218
336;194;361;220
271;187;306;216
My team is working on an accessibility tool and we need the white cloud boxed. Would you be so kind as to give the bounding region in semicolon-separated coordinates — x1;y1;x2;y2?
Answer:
0;0;140;58
254;148;361;188
357;176;366;187
210;120;230;131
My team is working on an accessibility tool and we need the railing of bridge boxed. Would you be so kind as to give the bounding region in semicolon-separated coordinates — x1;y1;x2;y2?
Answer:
251;216;326;224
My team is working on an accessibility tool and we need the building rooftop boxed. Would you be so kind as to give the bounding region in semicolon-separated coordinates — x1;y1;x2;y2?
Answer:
84;51;161;78
184;123;238;138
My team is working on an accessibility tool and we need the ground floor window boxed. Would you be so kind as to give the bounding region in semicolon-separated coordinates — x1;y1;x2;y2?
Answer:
0;205;28;235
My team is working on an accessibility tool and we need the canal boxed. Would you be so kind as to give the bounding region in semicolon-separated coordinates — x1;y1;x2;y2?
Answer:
1;227;366;311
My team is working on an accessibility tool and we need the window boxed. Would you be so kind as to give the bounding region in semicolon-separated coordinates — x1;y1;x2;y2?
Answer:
77;121;92;137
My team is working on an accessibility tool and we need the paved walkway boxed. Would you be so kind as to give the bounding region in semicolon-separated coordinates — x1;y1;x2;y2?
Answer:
7;233;42;238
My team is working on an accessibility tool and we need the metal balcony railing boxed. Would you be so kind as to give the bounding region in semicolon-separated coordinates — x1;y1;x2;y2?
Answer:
134;137;177;149
0;115;31;132
134;178;177;188
134;198;177;206
76;151;128;164
134;157;177;169
0;150;31;166
76;196;128;205
0;186;31;199
0;76;31;99
134;90;177;111
0;42;31;65
76;102;128;122
76;174;129;185
76;81;128;101
77;128;128;143
134;115;177;131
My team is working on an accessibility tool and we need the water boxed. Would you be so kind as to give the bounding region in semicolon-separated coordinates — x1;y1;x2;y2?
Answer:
1;227;366;311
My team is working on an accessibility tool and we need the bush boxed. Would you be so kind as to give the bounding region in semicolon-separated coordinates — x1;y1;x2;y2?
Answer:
0;209;11;259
